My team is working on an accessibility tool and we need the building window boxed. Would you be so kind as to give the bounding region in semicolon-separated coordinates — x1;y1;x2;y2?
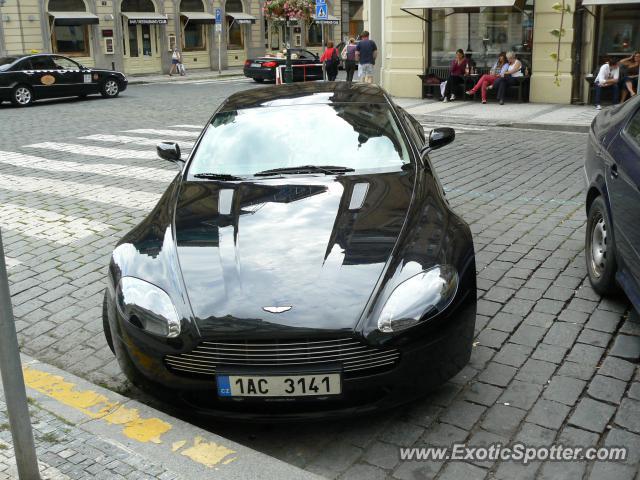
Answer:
596;5;640;63
184;23;205;50
226;0;244;50
307;22;322;47
430;2;534;69
48;0;90;56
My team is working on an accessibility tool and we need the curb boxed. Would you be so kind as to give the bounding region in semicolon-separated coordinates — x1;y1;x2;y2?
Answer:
128;73;245;85
412;114;589;133
18;354;321;480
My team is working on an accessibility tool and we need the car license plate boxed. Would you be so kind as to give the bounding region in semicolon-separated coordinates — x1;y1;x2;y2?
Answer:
250;63;261;68
217;373;341;398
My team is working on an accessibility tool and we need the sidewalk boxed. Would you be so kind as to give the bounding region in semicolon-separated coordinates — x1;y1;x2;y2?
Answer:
0;355;320;480
127;68;245;85
394;97;599;133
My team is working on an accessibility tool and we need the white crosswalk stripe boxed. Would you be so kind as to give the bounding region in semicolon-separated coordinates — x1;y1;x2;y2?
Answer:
0;151;177;183
0;172;161;209
0;203;111;245
124;128;201;138
24;142;158;159
79;134;195;150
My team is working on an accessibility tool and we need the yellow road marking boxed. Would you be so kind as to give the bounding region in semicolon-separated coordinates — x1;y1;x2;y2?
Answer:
22;366;238;467
180;436;236;468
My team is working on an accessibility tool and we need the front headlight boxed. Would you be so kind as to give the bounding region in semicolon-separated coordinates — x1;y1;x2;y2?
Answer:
116;277;181;338
377;265;458;333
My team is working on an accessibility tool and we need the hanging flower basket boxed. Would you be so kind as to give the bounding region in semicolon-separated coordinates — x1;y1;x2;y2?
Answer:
263;0;314;25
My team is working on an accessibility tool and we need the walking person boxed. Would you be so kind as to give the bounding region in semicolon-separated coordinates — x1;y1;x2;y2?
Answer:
594;57;620;110
342;38;357;83
355;30;377;83
465;52;508;103
169;47;182;76
493;51;523;105
320;41;340;81
442;49;467;102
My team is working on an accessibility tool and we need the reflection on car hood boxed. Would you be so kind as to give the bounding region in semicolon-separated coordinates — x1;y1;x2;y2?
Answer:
174;172;414;335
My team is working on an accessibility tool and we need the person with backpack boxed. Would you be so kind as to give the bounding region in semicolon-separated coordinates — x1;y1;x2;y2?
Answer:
341;38;357;82
320;41;340;81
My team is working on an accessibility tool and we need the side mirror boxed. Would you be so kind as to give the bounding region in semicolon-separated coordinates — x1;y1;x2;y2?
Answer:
156;142;182;163
428;127;455;151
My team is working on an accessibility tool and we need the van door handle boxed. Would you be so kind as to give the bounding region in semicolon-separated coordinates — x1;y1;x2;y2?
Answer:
611;163;619;179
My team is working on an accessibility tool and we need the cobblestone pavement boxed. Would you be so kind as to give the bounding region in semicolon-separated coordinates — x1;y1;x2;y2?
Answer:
1;81;639;479
0;397;177;479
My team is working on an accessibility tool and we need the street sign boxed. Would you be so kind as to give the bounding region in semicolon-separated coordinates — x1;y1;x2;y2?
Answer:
315;3;328;20
215;8;222;24
316;0;326;4
215;23;222;32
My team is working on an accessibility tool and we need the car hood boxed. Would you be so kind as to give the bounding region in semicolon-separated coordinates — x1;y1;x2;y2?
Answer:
174;172;415;335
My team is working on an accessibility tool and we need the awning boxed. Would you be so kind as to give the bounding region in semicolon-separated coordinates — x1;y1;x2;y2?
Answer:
402;0;519;8
226;12;256;24
48;11;99;26
122;12;168;25
180;12;216;24
581;0;638;5
312;14;340;25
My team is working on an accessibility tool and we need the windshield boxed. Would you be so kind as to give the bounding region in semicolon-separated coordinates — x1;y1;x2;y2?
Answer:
0;57;18;71
187;103;411;177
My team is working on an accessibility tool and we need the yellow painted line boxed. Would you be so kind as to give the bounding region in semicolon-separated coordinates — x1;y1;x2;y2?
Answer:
22;366;238;468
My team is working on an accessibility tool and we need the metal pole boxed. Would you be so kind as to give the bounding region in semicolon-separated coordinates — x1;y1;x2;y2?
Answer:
218;30;221;74
0;230;40;480
284;18;293;83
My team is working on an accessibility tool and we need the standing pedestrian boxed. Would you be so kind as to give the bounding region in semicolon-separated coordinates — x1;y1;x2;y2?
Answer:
320;41;340;81
593;57;620;110
169;46;182;76
341;38;357;82
355;30;377;83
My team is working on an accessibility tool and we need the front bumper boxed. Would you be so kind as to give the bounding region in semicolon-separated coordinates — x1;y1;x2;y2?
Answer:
107;290;476;421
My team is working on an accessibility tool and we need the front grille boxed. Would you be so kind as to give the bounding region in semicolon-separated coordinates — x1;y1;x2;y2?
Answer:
165;337;400;379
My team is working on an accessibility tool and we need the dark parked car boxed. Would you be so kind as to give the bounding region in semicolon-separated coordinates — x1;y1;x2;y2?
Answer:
103;82;476;420
585;95;640;311
243;49;324;83
0;54;127;106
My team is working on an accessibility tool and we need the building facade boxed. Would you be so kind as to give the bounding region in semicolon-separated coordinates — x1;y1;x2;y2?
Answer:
363;0;640;104
0;0;265;74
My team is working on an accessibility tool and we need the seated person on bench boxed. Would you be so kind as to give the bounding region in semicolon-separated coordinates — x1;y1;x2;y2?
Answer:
493;51;523;105
594;57;620;110
465;52;508;104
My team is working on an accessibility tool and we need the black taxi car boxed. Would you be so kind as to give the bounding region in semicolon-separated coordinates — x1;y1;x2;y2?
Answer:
0;53;127;106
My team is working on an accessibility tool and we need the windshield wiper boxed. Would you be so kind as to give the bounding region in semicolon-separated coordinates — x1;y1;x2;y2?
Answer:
254;165;355;177
193;173;243;181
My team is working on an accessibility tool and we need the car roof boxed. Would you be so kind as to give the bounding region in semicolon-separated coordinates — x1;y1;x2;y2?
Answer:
220;82;391;111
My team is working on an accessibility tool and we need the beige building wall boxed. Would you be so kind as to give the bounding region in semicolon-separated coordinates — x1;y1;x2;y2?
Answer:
529;0;575;103
3;0;44;55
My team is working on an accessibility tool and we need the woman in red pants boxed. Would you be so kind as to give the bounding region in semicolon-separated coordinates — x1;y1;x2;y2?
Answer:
465;52;508;103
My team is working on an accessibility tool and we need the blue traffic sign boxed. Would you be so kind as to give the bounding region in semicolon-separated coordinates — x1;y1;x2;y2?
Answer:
316;0;326;4
315;4;328;19
215;8;221;23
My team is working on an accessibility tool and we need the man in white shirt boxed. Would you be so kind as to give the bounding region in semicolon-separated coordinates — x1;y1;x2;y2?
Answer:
594;57;620;110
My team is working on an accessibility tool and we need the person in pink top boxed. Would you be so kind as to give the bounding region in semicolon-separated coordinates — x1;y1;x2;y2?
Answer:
465;52;508;104
442;49;467;102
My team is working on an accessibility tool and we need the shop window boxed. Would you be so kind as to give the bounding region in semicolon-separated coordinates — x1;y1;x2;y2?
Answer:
121;0;155;11
226;0;244;50
184;23;205;50
48;0;90;56
430;1;534;69
597;5;640;63
307;23;322;47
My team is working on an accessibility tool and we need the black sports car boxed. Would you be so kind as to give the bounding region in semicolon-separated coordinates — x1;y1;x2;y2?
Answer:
243;49;324;83
0;54;127;106
104;82;476;420
584;95;640;311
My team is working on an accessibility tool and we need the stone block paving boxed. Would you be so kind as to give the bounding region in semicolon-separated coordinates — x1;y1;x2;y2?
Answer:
0;83;638;479
0;397;177;479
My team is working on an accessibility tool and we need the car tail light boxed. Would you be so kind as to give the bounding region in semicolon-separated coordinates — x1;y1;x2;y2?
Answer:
244;60;251;67
262;61;278;68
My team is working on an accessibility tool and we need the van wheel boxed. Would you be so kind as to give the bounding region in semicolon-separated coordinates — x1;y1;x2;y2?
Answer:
101;79;120;98
11;85;33;106
586;196;618;295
